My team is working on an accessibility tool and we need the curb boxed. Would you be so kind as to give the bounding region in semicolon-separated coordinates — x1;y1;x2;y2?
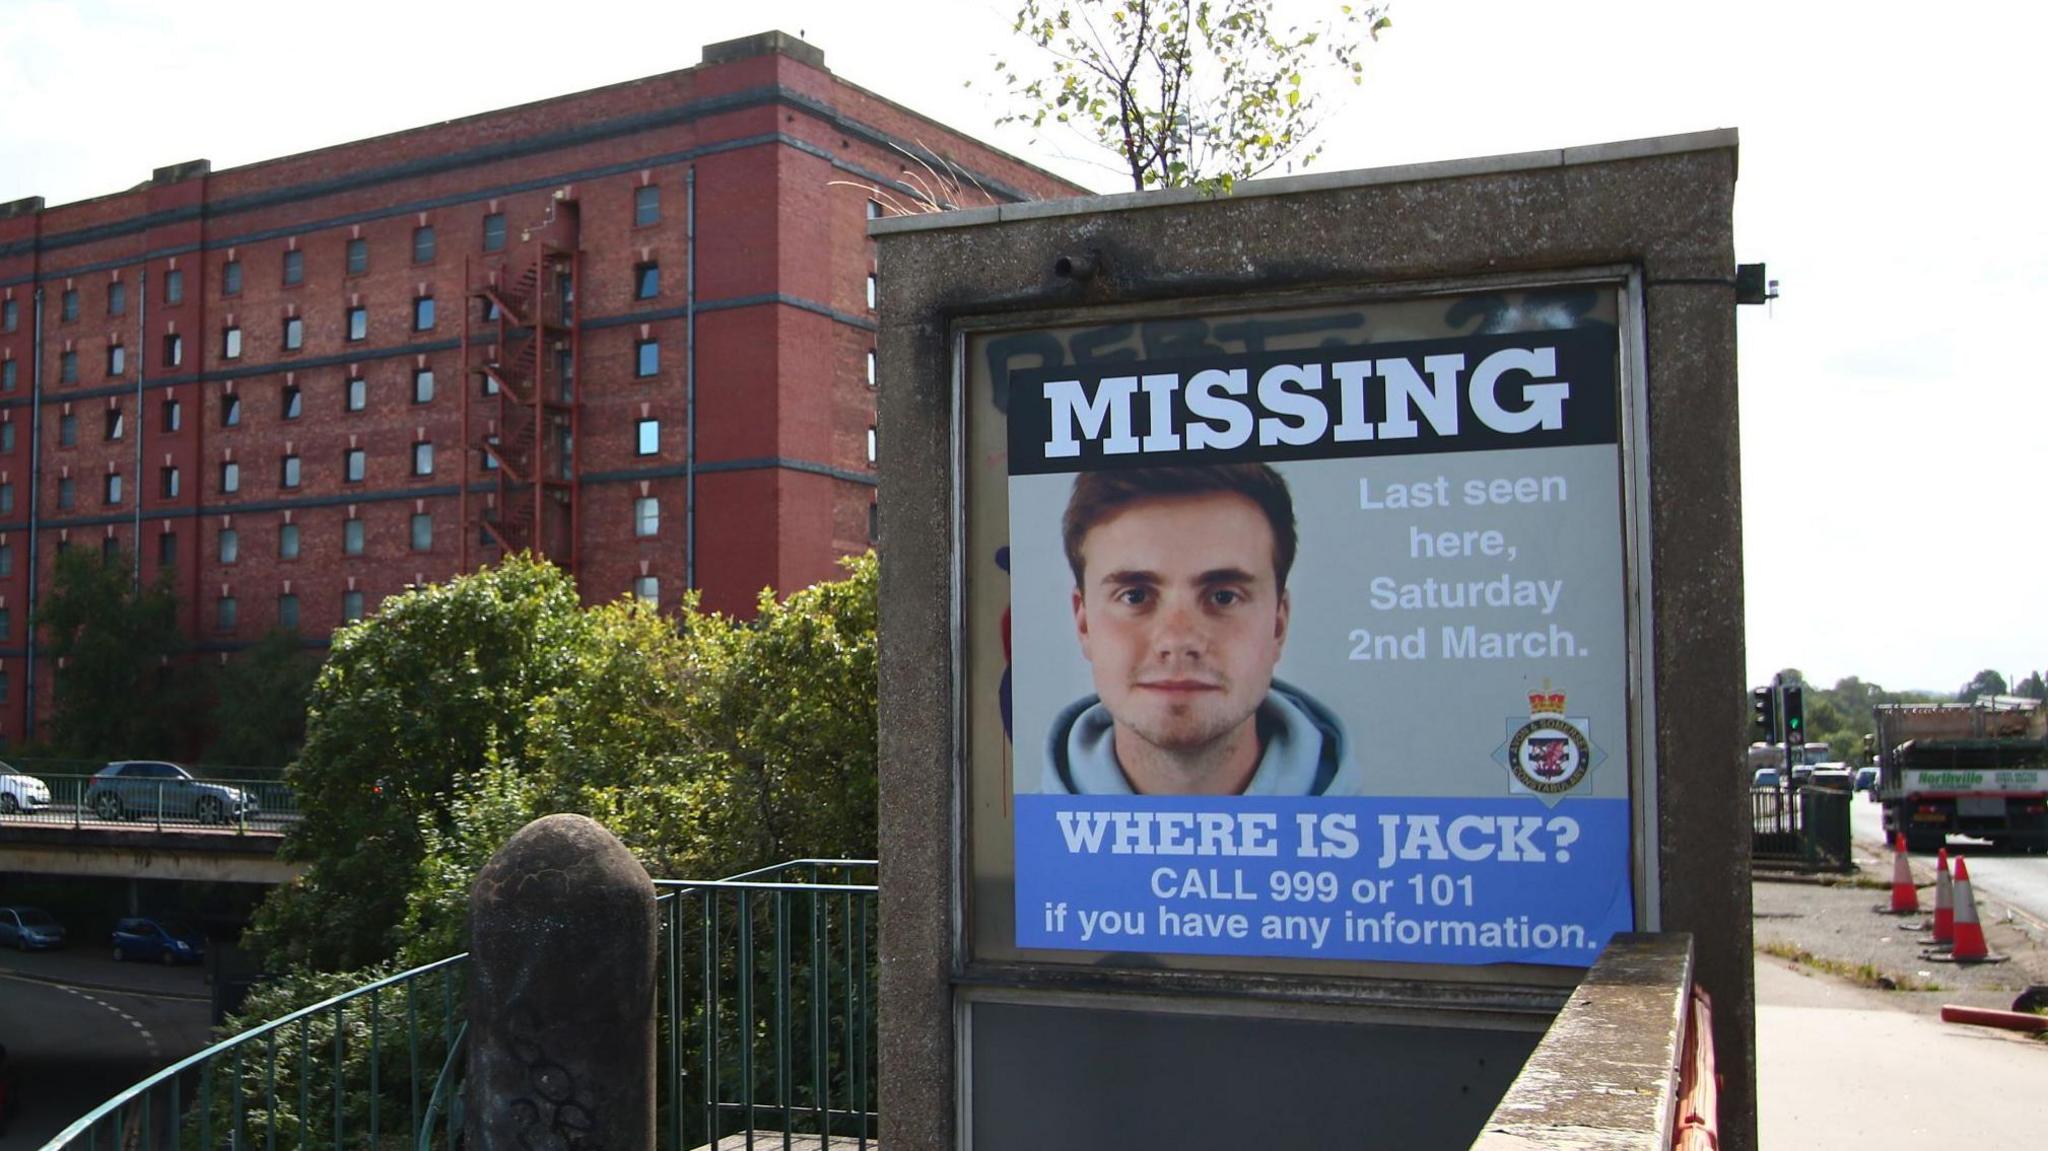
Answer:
0;965;213;1005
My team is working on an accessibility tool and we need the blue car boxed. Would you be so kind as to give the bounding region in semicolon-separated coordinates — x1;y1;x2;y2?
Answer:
0;907;66;950
111;917;205;965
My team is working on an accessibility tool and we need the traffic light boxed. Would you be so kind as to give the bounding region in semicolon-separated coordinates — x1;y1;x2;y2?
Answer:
1782;684;1806;747
1751;685;1778;741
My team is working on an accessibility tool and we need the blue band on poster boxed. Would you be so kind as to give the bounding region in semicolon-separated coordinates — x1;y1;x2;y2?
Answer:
1015;795;1633;967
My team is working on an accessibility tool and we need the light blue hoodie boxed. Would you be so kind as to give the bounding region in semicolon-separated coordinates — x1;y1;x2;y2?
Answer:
1040;679;1361;796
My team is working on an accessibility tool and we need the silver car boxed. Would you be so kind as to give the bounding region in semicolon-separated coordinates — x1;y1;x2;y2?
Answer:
82;760;259;824
0;762;50;815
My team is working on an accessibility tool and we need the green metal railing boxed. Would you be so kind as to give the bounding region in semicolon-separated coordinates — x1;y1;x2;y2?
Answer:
47;859;878;1151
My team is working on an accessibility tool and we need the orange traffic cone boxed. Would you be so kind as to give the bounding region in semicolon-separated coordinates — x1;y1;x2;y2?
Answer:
1931;849;1954;945
1949;857;1988;961
1889;834;1919;914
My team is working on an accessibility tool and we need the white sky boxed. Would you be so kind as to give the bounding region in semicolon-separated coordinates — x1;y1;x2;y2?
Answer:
2;0;2039;694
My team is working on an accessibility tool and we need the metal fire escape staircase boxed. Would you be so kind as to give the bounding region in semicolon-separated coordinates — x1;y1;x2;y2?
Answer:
461;203;581;574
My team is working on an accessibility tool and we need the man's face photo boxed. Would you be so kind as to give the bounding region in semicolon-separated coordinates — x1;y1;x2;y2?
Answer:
1071;490;1290;791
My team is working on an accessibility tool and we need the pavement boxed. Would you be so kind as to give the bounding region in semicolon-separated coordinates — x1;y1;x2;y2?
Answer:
1753;826;2048;1149
0;940;211;1003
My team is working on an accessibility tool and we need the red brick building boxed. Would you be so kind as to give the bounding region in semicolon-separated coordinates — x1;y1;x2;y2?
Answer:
0;31;1077;743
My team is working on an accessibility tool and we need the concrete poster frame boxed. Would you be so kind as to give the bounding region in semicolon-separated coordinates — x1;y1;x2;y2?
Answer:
875;131;1749;1151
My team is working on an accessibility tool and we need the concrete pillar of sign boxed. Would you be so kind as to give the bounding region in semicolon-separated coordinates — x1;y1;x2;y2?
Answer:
466;813;656;1150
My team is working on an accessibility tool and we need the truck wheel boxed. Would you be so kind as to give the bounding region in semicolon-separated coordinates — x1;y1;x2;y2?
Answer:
1904;829;1944;854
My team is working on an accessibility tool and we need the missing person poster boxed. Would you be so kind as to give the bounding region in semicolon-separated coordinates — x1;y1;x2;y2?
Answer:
1006;323;1636;968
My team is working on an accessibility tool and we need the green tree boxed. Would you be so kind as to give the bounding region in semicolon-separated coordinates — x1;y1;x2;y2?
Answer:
993;0;1390;191
2013;671;2045;700
248;555;594;971
204;628;322;767
1957;669;2009;701
254;553;882;974
33;548;199;756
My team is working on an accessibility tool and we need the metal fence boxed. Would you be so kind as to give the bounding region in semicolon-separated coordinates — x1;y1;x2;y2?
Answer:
1750;785;1851;871
0;771;298;832
43;859;878;1151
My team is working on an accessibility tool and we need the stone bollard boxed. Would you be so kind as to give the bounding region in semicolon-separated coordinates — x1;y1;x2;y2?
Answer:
468;813;656;1150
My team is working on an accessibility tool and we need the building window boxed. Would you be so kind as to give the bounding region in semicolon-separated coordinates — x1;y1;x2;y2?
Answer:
278;594;300;630
481;435;500;471
410;512;433;552
60;351;77;383
2;361;14;391
634;496;659;538
106;344;125;377
636;419;659;456
346;238;368;276
221;461;240;493
483;213;506;252
342;589;366;622
57;476;75;510
867;425;877;465
0;482;11;515
479;370;498;397
0;543;11;575
555;348;574;402
1;299;14;331
223;394;242;427
866;273;878;310
866;349;877;387
634;262;660;300
281;385;301;420
283;316;304;350
59;414;77;447
1;423;12;453
0;608;10;639
222;259;243;296
345;447;365;483
104;472;123;505
108;282;127;317
634;185;660;227
104;408;124;441
413;226;436;264
160;466;180;498
633;576;659;605
158;531;176;568
347;307;367;342
101;536;120;562
223;326;242;359
216;595;238;631
866;198;883;220
282;249;304;285
280;454;301;489
343;518;364;556
346;377;366;412
219;528;239;563
163;269;184;305
412;442;434;476
413;296;435;332
279;523;300;559
163;333;183;368
60;288;78;322
635;339;659;378
413;368;435;404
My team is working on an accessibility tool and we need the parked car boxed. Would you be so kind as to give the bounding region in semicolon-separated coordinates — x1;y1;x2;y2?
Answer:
0;762;51;815
82;761;259;824
1854;766;1880;793
1751;768;1782;791
110;917;205;965
0;906;66;950
1810;767;1855;792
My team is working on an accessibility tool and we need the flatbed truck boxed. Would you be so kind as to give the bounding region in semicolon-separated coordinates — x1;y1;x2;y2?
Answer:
1874;698;2048;853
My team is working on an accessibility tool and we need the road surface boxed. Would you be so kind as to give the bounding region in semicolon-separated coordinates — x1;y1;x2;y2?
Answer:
0;953;212;1149
1851;796;2048;940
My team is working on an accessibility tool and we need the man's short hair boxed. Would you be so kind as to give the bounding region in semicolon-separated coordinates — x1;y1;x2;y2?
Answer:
1062;464;1298;588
